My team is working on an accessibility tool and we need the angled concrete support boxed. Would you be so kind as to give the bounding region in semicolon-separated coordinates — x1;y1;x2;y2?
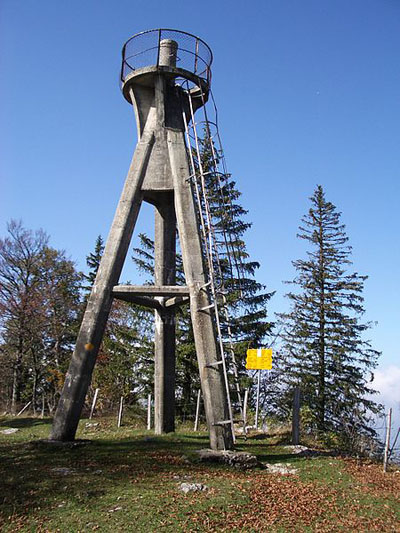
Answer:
168;130;233;450
50;133;154;441
50;31;234;450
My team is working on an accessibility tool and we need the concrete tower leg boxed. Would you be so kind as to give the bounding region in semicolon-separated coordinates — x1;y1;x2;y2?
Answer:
167;129;234;451
154;194;176;434
50;132;155;441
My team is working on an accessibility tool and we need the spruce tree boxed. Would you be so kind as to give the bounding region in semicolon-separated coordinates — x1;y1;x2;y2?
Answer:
198;134;273;386
278;185;381;438
131;132;274;418
84;234;154;409
84;235;104;289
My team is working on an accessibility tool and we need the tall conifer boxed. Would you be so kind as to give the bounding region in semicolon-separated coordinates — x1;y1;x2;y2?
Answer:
279;186;381;437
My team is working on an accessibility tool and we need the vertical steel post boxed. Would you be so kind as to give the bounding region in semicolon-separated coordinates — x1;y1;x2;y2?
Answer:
255;370;261;429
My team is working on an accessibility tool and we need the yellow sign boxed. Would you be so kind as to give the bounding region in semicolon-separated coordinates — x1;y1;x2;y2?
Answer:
246;348;272;370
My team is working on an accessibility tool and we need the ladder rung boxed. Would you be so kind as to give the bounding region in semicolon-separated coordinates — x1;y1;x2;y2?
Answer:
205;360;223;368
197;303;214;312
213;420;233;426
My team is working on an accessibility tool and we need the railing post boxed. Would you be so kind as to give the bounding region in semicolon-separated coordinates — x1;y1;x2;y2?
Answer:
194;38;199;74
156;29;161;67
120;44;126;84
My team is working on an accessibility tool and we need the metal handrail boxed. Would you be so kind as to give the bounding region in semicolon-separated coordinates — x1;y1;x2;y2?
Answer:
120;28;212;88
122;28;213;64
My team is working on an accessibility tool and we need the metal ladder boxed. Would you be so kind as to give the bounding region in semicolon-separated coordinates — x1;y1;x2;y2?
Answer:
179;79;247;438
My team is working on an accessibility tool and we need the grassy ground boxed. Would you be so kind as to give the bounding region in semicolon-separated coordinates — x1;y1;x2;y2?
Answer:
1;416;399;532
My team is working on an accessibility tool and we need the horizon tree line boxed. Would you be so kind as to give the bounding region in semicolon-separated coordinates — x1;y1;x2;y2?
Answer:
0;184;383;447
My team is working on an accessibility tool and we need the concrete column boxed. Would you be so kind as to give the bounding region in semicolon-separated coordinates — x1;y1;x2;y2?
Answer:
154;194;176;434
50;132;155;441
167;128;234;451
159;39;178;67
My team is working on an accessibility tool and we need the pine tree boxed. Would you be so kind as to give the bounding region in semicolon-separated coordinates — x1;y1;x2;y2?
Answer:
278;185;381;438
198;134;273;392
84;235;104;289
83;234;154;410
131;132;274;419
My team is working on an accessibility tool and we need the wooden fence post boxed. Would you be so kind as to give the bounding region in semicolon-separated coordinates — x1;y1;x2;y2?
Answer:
383;407;392;472
117;396;124;428
194;390;201;432
147;393;152;430
90;388;99;419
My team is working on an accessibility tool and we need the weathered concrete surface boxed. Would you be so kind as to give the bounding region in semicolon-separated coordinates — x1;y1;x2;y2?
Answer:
154;195;176;434
50;38;233;451
168;129;233;451
50;132;154;441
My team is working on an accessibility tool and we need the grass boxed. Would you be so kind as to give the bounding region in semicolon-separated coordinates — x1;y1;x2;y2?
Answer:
1;415;399;532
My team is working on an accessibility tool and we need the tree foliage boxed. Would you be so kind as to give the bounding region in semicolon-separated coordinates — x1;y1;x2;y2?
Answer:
82;234;154;411
278;186;381;438
0;220;82;413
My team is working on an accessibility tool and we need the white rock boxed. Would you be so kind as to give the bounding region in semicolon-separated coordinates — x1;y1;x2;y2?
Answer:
283;445;310;454
264;463;297;475
1;428;19;434
179;482;208;494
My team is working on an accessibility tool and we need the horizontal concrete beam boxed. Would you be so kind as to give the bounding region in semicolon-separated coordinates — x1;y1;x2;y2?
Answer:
112;292;163;310
164;296;190;309
112;285;190;297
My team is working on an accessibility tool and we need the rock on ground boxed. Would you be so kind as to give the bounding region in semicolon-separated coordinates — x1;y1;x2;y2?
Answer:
179;482;208;494
284;445;311;454
1;428;19;434
263;463;298;475
195;449;259;469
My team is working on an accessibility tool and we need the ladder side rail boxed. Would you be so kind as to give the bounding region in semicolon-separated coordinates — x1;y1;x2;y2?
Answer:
186;89;220;293
186;89;235;438
182;109;212;270
196;91;245;405
195;90;247;431
204;90;248;289
200;103;239;286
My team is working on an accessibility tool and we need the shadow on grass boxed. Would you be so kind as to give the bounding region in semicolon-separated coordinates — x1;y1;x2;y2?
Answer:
0;427;313;528
0;416;51;429
0;432;222;524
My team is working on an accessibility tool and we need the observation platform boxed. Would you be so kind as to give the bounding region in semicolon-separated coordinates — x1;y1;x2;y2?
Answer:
120;29;213;102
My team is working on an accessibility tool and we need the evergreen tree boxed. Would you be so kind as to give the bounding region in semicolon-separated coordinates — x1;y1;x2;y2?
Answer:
198;134;274;394
84;235;104;289
278;186;381;438
83;234;154;410
131;131;274;418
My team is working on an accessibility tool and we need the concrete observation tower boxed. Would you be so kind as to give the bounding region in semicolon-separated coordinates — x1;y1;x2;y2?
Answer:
50;29;243;451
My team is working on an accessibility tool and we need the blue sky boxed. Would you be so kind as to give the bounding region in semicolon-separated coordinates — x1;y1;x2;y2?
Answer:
1;1;399;413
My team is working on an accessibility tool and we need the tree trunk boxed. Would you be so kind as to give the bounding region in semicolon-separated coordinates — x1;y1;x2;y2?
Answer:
317;208;326;432
11;350;23;415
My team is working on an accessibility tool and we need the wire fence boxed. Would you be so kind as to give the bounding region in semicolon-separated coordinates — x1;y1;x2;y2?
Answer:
120;28;213;88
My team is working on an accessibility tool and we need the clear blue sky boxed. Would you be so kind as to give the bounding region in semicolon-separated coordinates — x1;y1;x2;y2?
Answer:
1;1;399;406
